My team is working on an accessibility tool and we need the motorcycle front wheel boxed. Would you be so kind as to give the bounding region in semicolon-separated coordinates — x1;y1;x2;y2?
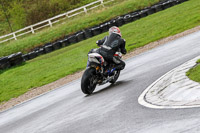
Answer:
81;67;97;95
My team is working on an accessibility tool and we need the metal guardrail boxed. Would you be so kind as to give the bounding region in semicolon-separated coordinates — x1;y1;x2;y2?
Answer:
0;0;114;44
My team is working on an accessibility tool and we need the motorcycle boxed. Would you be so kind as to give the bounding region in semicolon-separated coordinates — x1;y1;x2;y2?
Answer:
81;50;122;95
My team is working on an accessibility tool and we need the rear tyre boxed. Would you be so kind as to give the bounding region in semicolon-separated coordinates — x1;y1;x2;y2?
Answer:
109;70;120;84
81;68;97;95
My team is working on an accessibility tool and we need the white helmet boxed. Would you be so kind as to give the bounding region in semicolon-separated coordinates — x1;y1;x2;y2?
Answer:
109;26;122;37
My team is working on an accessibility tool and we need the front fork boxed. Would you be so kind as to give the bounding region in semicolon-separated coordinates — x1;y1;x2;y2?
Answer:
86;59;90;68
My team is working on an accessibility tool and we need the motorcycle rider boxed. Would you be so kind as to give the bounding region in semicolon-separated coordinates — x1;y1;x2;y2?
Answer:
95;26;127;71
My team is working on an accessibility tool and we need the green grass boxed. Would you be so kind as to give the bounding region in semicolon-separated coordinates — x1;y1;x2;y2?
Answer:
0;0;200;103
0;0;159;57
0;21;10;36
186;59;200;82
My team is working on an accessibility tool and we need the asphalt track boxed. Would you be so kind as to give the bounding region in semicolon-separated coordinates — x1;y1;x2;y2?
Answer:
0;31;200;133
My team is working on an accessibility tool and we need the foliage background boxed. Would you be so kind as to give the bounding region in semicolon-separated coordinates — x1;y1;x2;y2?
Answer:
0;0;96;35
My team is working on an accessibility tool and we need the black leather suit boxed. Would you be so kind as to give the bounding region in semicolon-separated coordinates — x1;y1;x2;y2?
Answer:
96;33;127;70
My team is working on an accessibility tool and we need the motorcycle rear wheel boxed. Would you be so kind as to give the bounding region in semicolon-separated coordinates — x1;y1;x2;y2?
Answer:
81;68;97;95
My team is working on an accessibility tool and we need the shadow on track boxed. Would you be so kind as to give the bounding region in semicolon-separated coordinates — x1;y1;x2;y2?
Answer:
85;80;133;97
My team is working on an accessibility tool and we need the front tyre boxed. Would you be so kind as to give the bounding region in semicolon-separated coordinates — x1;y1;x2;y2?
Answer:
81;68;97;95
109;70;120;84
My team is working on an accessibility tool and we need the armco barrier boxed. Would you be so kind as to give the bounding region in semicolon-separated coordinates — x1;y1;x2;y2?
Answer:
0;0;188;70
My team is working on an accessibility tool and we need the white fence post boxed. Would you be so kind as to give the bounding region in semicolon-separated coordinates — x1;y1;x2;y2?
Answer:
100;0;104;7
66;13;69;18
48;20;53;27
13;33;17;40
31;26;35;34
83;7;88;14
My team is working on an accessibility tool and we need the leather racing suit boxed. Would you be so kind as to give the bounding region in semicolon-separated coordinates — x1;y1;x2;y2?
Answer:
96;33;127;70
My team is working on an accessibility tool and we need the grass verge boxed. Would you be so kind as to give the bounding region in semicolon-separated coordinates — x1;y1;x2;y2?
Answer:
186;59;200;82
0;0;200;103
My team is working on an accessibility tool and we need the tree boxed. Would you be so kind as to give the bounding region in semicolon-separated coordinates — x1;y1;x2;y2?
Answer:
0;0;13;32
8;0;26;31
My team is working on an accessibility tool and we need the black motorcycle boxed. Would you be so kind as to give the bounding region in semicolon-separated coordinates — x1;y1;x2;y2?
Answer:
81;51;122;95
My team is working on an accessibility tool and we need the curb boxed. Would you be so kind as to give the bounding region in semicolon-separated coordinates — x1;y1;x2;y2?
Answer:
138;55;200;109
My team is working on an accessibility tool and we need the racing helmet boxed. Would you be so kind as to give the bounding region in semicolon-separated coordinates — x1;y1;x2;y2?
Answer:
109;26;122;37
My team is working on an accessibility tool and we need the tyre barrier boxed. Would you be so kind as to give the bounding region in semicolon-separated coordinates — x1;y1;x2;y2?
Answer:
147;7;156;15
44;42;51;47
83;29;93;39
162;1;173;9
123;14;133;24
131;12;141;21
107;19;118;28
152;4;163;12
170;0;177;6
0;0;188;70
0;57;10;70
115;17;125;27
67;34;78;44
52;41;62;50
76;31;85;42
91;26;102;36
59;38;70;47
22;54;29;61
139;9;148;18
28;51;37;60
35;48;45;56
44;44;53;53
100;23;110;32
0;52;24;70
175;0;185;4
22;52;36;61
8;52;24;66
